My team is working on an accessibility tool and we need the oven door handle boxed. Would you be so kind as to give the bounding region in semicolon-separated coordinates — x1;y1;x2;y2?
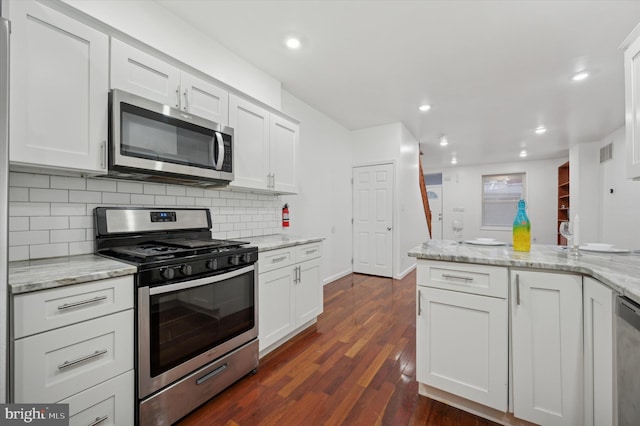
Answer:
149;265;254;295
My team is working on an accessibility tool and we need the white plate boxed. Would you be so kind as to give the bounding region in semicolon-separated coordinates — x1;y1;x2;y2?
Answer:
582;243;614;250
464;239;506;246
578;245;629;253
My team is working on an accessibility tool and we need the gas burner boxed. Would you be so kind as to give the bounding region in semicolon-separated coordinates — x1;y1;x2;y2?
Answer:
110;244;184;259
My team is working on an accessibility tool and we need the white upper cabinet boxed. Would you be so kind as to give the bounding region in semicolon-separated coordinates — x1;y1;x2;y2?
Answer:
229;94;299;194
511;270;583;426
9;0;109;174
110;39;229;125
623;24;640;179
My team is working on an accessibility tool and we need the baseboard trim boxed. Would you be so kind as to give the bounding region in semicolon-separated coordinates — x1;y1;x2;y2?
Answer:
394;263;416;280
323;268;352;286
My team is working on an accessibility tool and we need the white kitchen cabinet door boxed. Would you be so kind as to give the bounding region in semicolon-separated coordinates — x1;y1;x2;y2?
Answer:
229;94;270;191
111;38;180;108
583;277;614;426
511;270;583;426
623;28;640;179
269;114;299;194
295;257;322;326
9;0;108;174
258;266;295;351
180;72;229;125
416;286;508;411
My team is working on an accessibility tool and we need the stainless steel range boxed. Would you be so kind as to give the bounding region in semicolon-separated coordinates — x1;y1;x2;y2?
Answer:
94;207;259;425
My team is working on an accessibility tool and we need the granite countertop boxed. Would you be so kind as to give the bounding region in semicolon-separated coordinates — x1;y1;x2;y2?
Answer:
244;234;325;252
9;254;137;295
409;240;640;304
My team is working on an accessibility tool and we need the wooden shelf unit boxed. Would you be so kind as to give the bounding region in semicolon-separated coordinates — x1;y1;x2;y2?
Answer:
557;161;570;245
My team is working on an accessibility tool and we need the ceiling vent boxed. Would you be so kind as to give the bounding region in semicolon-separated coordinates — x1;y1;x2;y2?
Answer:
600;142;613;163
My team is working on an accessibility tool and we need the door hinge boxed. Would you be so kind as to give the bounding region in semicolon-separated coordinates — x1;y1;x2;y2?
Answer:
351;258;353;265
351;218;353;224
351;178;354;184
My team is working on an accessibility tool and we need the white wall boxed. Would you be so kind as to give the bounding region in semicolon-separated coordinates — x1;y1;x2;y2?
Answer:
280;90;353;285
599;126;640;247
570;141;601;244
58;0;282;109
427;157;564;244
352;123;427;278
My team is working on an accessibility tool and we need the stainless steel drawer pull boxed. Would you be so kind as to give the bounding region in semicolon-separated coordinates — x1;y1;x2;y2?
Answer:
441;274;473;282
305;249;317;254
58;349;107;370
58;295;108;311
272;256;287;263
87;415;109;426
196;363;228;385
516;274;521;306
418;290;422;315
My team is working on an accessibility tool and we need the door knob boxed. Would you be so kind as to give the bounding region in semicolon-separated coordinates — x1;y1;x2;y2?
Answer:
387;227;392;231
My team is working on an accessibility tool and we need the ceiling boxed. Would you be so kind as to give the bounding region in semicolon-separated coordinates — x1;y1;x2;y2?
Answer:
156;0;640;168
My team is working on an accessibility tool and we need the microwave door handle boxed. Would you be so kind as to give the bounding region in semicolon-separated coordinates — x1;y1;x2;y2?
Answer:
214;131;224;171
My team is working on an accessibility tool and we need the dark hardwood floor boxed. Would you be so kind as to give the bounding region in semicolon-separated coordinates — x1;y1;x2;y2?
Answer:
178;271;499;425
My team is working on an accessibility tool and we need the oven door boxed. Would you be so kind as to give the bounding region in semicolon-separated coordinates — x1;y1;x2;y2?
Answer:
111;89;233;182
137;264;257;398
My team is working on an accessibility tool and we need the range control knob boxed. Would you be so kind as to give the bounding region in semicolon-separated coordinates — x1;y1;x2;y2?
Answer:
180;264;193;276
229;255;241;266
161;267;175;280
206;259;218;270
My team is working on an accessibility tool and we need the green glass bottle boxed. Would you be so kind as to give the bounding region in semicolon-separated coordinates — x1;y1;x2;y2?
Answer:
513;199;531;252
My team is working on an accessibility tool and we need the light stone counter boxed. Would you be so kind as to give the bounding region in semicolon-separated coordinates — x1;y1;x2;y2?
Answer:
9;254;136;295
244;234;325;252
409;240;640;304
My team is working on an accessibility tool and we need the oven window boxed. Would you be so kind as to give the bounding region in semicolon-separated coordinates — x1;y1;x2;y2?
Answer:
149;272;254;377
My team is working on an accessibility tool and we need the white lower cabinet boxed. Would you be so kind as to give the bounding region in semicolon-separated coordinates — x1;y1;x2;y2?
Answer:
11;276;134;423
511;270;583;426
417;287;508;411
258;242;323;354
416;260;508;411
583;277;614;426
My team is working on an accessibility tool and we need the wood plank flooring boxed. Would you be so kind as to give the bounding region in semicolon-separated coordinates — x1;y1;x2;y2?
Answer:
178;271;499;425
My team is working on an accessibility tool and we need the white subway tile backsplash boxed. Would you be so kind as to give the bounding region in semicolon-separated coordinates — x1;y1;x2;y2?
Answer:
51;176;86;190
69;190;102;203
9;187;29;202
10;202;50;217
144;184;165;195
166;185;186;196
51;203;86;216
102;192;131;204
155;195;176;205
8;171;281;261
30;243;69;259
69;241;93;256
131;194;155;205
9;217;29;232
87;179;117;192
10;172;49;188
30;216;69;230
30;188;69;203
9;230;49;246
117;181;143;194
51;229;86;243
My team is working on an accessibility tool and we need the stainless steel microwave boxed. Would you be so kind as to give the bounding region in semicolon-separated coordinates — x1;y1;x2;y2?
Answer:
109;89;233;186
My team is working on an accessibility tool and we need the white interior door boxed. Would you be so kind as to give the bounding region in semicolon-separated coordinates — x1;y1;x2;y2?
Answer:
352;164;394;277
427;186;443;239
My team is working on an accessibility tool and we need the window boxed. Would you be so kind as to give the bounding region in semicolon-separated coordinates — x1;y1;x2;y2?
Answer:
482;173;525;227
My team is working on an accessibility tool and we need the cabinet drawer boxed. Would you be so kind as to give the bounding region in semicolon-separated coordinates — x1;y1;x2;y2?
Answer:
60;370;134;426
13;276;133;339
14;310;134;403
295;243;322;262
417;260;507;299
258;247;294;273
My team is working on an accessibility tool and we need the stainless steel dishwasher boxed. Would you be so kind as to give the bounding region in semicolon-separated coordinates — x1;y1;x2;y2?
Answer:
617;296;640;425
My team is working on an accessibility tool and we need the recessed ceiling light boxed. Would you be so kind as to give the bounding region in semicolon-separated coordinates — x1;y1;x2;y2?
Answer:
451;157;457;165
439;136;448;146
419;104;431;112
535;126;547;135
571;71;590;82
520;150;528;158
285;37;302;50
